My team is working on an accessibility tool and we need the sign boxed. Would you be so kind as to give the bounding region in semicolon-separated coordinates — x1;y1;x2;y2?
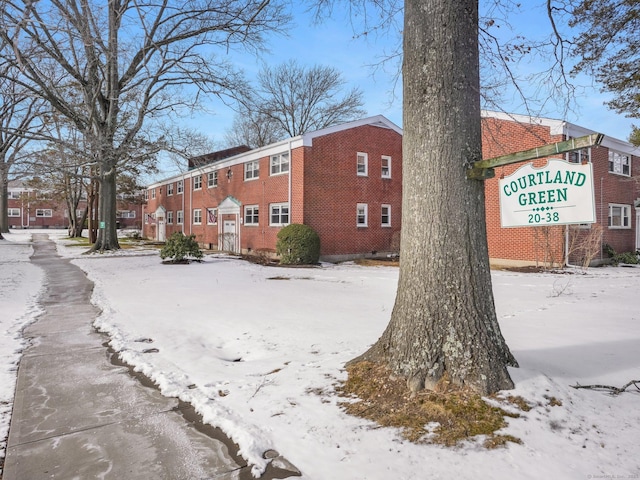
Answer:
99;221;106;229
499;159;595;227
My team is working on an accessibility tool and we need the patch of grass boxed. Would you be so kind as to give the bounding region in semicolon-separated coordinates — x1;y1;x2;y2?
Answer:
337;361;524;448
353;258;399;267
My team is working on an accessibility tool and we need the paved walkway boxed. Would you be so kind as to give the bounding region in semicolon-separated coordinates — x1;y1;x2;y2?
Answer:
4;235;299;479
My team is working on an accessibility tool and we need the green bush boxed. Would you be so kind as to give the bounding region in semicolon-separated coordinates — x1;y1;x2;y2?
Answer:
276;224;320;265
160;232;203;263
603;243;639;265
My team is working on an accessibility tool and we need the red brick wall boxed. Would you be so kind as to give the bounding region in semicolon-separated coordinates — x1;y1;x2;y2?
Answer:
303;124;403;256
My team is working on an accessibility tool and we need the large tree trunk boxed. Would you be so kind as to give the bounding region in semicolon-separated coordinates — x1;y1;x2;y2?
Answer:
0;163;8;236
91;164;120;251
351;0;517;395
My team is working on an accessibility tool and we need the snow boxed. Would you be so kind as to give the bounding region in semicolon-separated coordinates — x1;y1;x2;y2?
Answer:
2;229;640;479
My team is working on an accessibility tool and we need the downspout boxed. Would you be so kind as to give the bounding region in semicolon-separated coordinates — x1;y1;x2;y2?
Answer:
288;140;293;223
181;173;185;234
189;173;193;235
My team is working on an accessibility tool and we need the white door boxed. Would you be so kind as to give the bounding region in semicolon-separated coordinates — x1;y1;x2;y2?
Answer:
636;209;640;251
157;216;166;242
223;220;237;252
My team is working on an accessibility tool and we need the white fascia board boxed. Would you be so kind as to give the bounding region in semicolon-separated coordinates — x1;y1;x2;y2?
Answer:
299;115;402;146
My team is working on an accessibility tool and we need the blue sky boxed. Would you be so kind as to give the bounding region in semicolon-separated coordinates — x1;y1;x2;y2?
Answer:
172;1;637;172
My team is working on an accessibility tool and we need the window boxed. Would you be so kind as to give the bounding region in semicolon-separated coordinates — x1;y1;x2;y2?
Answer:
270;153;290;175
206;208;217;225
177;210;184;225
144;190;149;201
193;209;202;225
356;203;368;227
117;210;136;218
244;205;259;225
193;175;202;190
9;191;20;199
167;211;173;224
608;204;631;229
8;208;20;217
151;188;156;199
36;209;53;217
609;150;631;176
177;180;184;194
381;204;391;227
244;160;260;180
567;147;590;164
167;183;174;196
357;152;368;176
270;203;289;226
208;171;218;188
381;156;391;178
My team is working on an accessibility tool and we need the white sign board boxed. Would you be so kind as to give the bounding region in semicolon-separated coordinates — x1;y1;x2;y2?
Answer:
499;159;596;228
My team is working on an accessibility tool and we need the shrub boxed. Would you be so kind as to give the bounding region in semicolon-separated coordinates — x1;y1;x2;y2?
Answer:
602;243;639;265
276;224;320;265
160;232;203;263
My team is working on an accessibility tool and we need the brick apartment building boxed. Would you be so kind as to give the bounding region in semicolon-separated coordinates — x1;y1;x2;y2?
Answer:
143;113;639;265
143;116;403;261
7;181;143;230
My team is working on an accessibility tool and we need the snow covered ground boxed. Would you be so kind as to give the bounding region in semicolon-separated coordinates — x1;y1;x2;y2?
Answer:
1;229;639;479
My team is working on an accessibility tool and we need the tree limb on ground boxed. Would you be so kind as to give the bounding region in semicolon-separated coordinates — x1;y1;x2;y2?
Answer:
571;380;640;395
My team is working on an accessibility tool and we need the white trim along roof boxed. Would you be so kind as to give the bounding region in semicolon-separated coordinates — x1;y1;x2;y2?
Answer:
147;115;402;189
482;110;639;156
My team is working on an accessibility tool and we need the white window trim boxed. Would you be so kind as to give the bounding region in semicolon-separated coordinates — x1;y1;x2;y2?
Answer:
36;209;53;217
177;180;184;194
208;171;218;188
608;150;631;177
244;160;260;181
244;205;260;225
357;203;368;227
193;175;202;190
381;204;391;227
193;209;202;225
167;211;174;224
357;152;368;177
269;203;290;226
8;208;20;217
608;203;631;229
381;155;392;178
151;188;156;199
206;208;217;225
177;210;184;225
270;152;290;176
167;183;174;196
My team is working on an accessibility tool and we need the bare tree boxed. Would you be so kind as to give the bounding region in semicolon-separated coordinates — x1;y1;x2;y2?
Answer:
0;72;44;237
229;60;367;142
224;111;282;149
0;0;290;251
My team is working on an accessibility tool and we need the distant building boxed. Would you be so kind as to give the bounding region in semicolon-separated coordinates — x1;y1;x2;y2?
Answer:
7;180;143;230
143;116;403;261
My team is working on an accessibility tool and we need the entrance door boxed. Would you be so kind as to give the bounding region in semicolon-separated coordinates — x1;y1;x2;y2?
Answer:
222;220;237;252
157;216;166;242
636;209;640;251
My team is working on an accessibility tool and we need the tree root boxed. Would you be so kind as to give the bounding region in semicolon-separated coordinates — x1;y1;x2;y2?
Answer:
571;380;640;395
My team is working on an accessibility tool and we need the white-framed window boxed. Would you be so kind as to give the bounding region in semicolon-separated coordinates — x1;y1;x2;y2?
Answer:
208;171;218;188
356;203;368;227
144;190;149;201
193;209;202;224
36;209;53;217
167;211;173;224
270;203;290;226
206;208;217;225
566;146;590;164
167;182;174;196
9;191;21;199
177;180;184;194
381;204;391;227
270;152;290;175
117;210;136;218
381;156;391;178
151;188;156;199
193;175;202;190
608;150;631;176
357;152;368;176
8;208;20;217
177;210;184;225
244;205;259;225
608;203;631;229
244;160;260;180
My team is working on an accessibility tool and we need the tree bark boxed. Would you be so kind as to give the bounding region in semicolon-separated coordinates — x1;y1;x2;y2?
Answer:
351;0;517;395
0;163;8;235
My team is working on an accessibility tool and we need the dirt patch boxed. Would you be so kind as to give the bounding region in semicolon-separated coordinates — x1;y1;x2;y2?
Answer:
353;258;399;267
337;361;526;448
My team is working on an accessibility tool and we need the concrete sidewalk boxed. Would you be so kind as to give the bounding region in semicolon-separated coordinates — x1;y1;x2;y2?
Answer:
3;235;300;479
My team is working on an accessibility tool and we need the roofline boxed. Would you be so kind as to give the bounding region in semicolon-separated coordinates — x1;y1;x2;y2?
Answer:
481;110;639;156
147;115;402;188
